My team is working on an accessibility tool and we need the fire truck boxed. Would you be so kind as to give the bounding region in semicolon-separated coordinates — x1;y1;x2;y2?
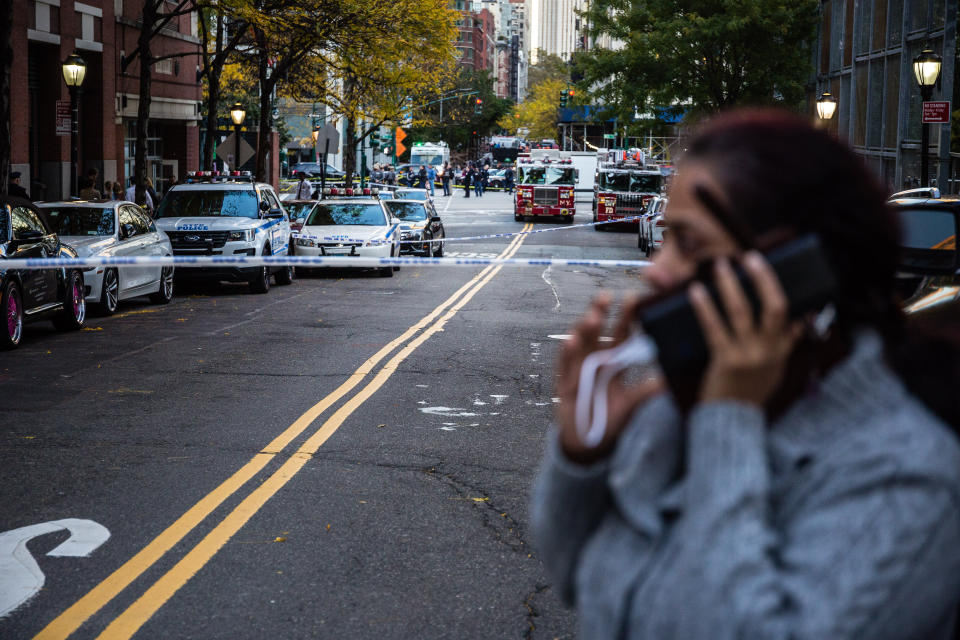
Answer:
514;150;578;223
592;160;664;229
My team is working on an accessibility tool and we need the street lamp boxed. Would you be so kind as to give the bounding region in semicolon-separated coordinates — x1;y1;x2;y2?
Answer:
61;52;86;197
912;47;942;187
229;102;246;171
816;91;837;120
311;126;319;164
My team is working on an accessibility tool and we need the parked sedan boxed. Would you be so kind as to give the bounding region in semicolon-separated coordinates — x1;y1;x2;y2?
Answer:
38;201;174;315
1;195;86;349
290;162;345;180
384;200;445;257
292;200;400;277
638;196;668;256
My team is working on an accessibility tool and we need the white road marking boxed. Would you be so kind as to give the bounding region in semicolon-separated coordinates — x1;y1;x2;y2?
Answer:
0;519;110;618
489;395;509;404
541;266;561;312
548;334;614;342
419;407;478;417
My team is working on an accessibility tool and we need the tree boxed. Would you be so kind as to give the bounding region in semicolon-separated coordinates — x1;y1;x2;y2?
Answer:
498;78;565;142
197;0;251;171
282;0;459;183
411;68;512;157
528;49;569;88
122;0;200;205
576;0;818;124
0;0;11;196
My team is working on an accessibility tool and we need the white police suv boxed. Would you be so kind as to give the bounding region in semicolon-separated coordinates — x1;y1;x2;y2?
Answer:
154;171;294;293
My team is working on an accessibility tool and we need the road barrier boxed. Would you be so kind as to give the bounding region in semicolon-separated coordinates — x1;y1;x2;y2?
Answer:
1;255;652;270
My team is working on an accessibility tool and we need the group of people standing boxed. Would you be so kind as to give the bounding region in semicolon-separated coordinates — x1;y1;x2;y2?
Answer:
354;160;516;200
6;167;168;213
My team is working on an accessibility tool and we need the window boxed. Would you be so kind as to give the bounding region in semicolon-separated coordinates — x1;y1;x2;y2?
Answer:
883;54;900;148
867;60;883;147
11;206;47;237
119;207;140;237
153;59;173;75
132;208;155;233
872;0;887;51
856;0;872;54
44;207;116;236
887;0;903;45
853;63;868;146
820;0;832;74
909;0;927;32
843;0;855;66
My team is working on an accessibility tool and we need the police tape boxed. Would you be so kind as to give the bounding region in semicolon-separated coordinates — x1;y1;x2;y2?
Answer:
0;255;653;271
292;215;643;245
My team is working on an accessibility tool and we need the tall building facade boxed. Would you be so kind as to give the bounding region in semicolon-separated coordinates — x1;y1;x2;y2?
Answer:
529;0;588;64
814;0;958;193
9;0;202;200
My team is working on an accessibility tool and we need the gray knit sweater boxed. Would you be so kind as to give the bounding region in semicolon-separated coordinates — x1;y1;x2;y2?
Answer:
532;331;960;639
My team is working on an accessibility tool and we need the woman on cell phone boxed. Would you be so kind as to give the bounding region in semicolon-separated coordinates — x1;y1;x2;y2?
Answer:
532;109;960;640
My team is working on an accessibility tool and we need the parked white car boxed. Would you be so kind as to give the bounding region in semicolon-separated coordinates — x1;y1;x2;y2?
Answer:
38;200;174;314
639;196;668;257
293;200;400;277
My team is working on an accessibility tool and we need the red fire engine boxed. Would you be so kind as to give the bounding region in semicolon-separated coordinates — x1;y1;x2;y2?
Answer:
514;152;578;223
592;161;664;228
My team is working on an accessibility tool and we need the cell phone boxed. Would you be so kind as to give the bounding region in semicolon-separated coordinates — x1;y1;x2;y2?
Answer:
635;233;838;406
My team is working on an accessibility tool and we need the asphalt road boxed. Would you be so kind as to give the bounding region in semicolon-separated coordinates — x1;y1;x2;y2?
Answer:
1;190;648;639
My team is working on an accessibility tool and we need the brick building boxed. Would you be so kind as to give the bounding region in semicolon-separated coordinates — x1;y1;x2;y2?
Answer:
455;5;495;73
10;0;202;201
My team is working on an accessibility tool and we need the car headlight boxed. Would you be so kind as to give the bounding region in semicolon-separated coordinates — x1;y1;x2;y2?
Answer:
295;237;316;247
228;229;255;242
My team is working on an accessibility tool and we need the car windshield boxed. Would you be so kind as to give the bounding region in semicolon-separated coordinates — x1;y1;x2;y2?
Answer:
306;203;386;226
395;190;428;201
43;207;115;236
386;202;429;221
598;172;662;193
285;203;315;221
411;154;443;166
156;190;259;219
898;208;957;250
520;167;576;185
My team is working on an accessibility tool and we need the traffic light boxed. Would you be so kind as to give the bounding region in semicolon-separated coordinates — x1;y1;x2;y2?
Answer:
474;98;483;115
370;130;382;150
559;90;568;107
567;88;576;100
395;126;408;157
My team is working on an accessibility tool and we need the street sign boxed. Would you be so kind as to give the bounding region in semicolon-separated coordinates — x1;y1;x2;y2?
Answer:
314;123;340;155
395;127;408;157
216;132;255;169
922;101;951;124
56;101;70;136
603;134;616;140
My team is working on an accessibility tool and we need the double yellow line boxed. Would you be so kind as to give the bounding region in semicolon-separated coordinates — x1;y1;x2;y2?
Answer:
36;224;533;640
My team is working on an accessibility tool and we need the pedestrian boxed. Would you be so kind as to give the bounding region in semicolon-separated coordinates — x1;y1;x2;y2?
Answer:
504;165;515;194
474;164;484;198
86;167;100;193
418;165;428;191
372;164;383;186
112;181;124;201
296;171;312;200
462;165;471;198
79;177;101;200
532;108;960;639
7;171;29;199
441;162;451;197
125;178;154;211
144;178;159;213
385;165;396;187
426;165;437;196
103;180;113;198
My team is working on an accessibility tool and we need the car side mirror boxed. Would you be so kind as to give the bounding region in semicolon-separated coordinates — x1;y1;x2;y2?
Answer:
266;208;284;219
896;207;959;275
259;200;271;212
121;223;136;239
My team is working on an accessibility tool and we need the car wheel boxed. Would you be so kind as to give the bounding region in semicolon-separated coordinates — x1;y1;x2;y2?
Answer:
514;212;523;222
150;266;175;304
434;235;444;257
276;264;295;286
1;280;23;350
53;271;86;331
98;268;119;315
250;247;271;294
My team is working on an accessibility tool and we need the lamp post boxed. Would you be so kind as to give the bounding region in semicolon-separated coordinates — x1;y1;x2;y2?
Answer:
229;102;246;171
816;91;838;121
312;126;319;164
912;47;942;187
61;52;87;197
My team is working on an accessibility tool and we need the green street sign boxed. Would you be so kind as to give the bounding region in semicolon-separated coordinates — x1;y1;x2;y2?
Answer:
603;134;616;140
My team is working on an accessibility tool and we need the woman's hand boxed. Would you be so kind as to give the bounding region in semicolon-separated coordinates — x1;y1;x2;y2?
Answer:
689;252;804;407
555;293;664;464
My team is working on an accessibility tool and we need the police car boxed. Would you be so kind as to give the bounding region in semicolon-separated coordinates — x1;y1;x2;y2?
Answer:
154;171;294;293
